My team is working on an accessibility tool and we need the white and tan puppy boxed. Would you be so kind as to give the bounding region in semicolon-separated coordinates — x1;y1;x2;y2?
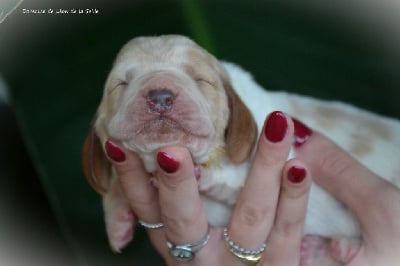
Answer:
82;35;400;264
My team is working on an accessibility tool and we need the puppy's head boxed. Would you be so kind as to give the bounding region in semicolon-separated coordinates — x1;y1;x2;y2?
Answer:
83;35;257;194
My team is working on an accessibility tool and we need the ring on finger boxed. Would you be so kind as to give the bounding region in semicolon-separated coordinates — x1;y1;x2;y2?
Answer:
223;227;266;266
166;225;210;262
138;220;164;229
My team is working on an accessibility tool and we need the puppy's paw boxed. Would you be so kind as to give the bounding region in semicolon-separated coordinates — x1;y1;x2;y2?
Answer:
329;236;360;264
106;208;137;253
103;179;137;253
300;235;341;266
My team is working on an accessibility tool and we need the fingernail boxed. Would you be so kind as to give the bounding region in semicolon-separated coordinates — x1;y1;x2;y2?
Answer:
293;118;313;147
288;166;306;183
264;111;288;142
105;141;126;162
157;152;180;173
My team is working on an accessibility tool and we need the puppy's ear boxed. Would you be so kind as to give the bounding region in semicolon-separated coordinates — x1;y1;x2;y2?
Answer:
224;82;258;164
82;127;111;195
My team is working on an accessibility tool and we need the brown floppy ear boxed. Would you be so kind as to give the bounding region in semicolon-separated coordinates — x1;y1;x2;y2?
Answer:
82;127;111;195
224;82;258;164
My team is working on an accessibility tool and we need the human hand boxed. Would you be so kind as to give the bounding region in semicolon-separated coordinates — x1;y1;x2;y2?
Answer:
105;111;313;265
295;120;400;266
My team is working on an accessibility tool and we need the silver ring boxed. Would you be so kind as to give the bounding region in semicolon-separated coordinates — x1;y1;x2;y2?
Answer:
166;225;210;262
223;227;266;265
138;220;164;229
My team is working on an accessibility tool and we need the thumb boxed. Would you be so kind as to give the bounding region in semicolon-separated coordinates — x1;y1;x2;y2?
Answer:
292;123;387;230
294;121;400;259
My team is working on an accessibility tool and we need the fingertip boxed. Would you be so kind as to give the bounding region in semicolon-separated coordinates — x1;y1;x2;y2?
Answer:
157;151;180;173
262;111;295;144
292;118;313;148
264;111;288;142
156;146;194;177
157;145;191;162
105;140;126;162
287;165;307;184
282;160;312;195
256;111;295;165
156;146;198;190
103;140;147;176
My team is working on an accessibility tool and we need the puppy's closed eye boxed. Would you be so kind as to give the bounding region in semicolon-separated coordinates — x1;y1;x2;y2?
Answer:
106;80;128;94
196;78;216;88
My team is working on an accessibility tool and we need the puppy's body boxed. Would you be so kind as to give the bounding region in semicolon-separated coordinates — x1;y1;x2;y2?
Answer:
83;35;400;263
202;62;400;236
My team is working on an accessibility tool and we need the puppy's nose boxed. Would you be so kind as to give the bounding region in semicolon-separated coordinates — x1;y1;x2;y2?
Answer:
147;89;174;113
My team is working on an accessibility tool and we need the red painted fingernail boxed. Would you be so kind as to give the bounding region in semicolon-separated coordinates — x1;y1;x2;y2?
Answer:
288;166;306;184
293;118;313;147
264;111;288;142
288;166;306;183
157;152;180;173
105;141;126;162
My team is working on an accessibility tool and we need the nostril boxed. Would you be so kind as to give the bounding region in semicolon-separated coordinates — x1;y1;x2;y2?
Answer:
147;89;175;113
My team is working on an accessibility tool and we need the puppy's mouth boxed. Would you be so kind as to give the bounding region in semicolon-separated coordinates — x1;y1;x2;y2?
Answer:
143;116;183;132
137;115;204;139
135;112;207;139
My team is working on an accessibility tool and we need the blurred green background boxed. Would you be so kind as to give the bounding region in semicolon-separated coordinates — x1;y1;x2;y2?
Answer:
0;0;399;265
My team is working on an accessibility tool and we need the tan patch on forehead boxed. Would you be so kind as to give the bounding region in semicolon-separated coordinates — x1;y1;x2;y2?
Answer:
349;133;373;157
186;48;209;62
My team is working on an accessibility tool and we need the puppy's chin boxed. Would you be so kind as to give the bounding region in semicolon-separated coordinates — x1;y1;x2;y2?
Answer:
113;117;213;172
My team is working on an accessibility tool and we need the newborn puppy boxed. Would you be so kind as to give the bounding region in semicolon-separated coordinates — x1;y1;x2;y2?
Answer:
82;35;400;265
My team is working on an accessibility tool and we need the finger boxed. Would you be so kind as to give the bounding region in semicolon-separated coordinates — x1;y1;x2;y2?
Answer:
229;111;294;250
293;121;400;242
264;159;312;265
295;129;378;213
105;140;161;224
294;128;377;209
154;146;210;261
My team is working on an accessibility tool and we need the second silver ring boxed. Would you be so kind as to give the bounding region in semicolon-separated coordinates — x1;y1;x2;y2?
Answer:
138;220;164;229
